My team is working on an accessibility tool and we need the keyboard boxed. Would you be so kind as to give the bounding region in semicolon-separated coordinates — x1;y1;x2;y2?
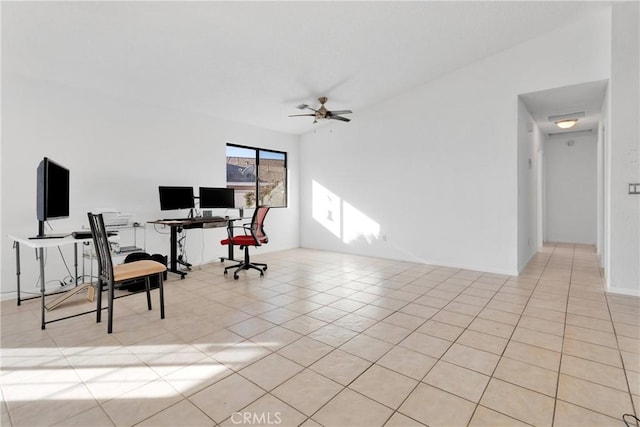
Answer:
191;216;226;222
29;233;69;240
72;231;92;239
161;217;226;222
72;230;118;239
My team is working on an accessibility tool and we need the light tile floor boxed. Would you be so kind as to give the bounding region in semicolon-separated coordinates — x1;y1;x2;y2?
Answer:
1;244;639;426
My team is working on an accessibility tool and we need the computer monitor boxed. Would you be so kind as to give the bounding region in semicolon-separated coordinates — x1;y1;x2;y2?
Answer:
35;157;70;238
199;187;235;209
158;186;195;210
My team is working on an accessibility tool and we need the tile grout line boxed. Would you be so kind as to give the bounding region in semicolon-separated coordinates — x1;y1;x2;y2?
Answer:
550;243;575;427
215;264;452;427
604;285;639;421
550;247;637;423
374;268;483;427
466;244;556;427
301;267;463;427
290;266;486;426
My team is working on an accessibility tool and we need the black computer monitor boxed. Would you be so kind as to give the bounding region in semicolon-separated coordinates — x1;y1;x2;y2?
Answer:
199;187;235;209
35;157;70;237
158;186;195;210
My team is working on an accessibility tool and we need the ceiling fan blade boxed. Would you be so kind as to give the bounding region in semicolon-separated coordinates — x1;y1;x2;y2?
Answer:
328;110;352;115
330;115;351;122
297;103;319;112
288;113;316;117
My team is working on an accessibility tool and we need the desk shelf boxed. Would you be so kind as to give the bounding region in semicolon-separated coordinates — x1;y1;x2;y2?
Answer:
83;224;146;281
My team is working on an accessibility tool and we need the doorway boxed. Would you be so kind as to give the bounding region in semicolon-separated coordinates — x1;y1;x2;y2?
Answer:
518;80;607;267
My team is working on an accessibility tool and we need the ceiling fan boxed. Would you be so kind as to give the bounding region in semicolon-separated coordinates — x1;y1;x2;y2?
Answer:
288;97;352;123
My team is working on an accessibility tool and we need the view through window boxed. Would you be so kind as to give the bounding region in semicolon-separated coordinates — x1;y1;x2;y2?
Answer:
226;144;287;208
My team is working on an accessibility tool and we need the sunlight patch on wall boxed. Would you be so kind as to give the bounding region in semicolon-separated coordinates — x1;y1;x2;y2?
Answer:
343;201;380;244
312;180;341;238
312;180;380;245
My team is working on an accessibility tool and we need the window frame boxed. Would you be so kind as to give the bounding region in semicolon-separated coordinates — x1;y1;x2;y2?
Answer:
226;143;288;208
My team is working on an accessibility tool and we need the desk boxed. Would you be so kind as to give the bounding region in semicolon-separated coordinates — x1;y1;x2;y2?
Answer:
148;217;243;278
8;234;93;329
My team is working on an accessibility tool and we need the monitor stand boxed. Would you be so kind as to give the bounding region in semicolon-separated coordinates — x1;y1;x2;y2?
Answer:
30;221;68;239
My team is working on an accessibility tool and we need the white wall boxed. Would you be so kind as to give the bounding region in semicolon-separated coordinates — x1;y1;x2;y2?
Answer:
606;2;640;296
544;134;598;244
517;99;544;271
299;8;611;275
1;74;300;299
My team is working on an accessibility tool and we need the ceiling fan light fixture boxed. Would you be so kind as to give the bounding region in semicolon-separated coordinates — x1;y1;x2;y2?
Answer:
555;119;578;129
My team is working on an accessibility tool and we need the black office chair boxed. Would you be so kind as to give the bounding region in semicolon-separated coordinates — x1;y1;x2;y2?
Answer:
87;212;167;333
220;206;270;280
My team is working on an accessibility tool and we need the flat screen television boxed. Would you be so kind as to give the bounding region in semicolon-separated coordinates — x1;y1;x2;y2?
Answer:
199;187;235;209
158;186;195;211
35;157;70;238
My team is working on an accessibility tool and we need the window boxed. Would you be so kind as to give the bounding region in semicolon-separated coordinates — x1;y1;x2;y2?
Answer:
226;143;287;208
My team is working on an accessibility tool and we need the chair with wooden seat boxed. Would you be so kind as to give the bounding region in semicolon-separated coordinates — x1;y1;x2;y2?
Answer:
220;206;270;280
87;212;167;333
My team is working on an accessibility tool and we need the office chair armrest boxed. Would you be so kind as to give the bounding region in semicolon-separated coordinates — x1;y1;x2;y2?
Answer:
226;225;247;239
226;225;259;238
247;227;262;246
226;225;262;246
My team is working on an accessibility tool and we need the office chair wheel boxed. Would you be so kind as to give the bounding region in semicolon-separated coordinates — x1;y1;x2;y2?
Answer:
224;270;228;276
233;274;239;280
263;266;268;271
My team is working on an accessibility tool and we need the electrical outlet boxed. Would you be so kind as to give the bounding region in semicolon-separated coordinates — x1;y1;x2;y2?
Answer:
629;183;640;194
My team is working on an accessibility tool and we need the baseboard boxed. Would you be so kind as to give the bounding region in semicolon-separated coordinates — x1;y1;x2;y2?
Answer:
607;286;640;298
383;252;519;276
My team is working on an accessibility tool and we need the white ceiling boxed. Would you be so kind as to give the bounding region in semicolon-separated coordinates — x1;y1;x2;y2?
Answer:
2;1;612;135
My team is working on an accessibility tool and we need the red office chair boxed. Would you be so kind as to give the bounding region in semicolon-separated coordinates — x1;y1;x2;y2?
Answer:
221;206;270;280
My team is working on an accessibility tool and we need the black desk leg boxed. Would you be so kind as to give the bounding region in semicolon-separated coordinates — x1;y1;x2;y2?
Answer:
169;225;186;279
220;219;239;263
74;243;79;285
14;242;21;306
220;243;236;262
